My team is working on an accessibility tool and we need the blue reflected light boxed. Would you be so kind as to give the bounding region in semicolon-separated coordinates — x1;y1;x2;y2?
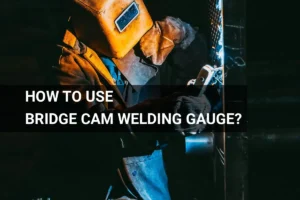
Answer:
217;5;225;66
186;138;209;143
216;0;222;10
185;135;214;154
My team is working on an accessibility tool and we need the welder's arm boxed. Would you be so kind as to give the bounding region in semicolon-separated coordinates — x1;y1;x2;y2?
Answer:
52;50;214;134
51;46;214;155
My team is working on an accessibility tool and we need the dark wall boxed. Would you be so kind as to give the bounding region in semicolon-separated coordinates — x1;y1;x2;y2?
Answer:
247;0;300;199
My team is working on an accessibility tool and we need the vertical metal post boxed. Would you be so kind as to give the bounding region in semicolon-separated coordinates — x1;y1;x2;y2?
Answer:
208;0;227;199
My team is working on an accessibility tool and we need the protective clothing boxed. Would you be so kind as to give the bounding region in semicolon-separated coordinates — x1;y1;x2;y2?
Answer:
57;29;172;200
140;16;197;65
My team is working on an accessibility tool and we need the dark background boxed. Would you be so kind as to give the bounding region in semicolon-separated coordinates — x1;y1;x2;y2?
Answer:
247;0;300;199
0;0;300;199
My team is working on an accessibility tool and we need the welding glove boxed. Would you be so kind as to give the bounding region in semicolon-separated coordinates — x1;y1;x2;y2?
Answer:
139;16;197;65
124;88;213;134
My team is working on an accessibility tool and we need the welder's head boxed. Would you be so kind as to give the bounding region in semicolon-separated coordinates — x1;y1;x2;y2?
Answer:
70;0;153;58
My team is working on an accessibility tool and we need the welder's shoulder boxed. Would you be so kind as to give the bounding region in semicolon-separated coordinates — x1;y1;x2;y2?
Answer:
52;44;98;85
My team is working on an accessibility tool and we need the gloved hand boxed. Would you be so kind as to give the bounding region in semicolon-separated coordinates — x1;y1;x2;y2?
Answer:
172;95;211;133
139;16;197;65
124;89;212;134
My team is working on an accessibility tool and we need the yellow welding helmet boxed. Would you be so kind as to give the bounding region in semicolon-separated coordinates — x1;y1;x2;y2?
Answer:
71;0;153;58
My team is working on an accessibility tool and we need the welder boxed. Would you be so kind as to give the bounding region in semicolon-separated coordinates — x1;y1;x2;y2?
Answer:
31;0;217;199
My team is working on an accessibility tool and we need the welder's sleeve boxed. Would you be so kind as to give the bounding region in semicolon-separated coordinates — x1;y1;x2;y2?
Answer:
140;16;197;66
